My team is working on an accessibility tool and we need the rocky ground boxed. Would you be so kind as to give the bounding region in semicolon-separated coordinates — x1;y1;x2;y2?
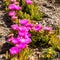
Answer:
34;0;60;27
0;1;10;60
0;0;60;60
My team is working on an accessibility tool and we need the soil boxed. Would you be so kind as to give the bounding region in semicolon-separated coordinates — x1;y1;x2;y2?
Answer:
0;0;60;60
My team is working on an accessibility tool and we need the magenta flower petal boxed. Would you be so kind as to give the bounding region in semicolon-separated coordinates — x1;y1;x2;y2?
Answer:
8;11;16;17
24;33;31;38
11;24;19;30
16;43;27;49
27;33;31;37
17;37;25;43
14;5;21;10
8;4;16;10
17;37;31;44
18;26;28;37
10;0;16;2
26;0;33;4
43;27;52;31
10;47;20;55
25;23;33;30
8;4;21;10
11;16;18;20
11;38;19;44
33;24;42;31
18;32;27;37
18;26;29;32
25;38;31;44
19;19;28;25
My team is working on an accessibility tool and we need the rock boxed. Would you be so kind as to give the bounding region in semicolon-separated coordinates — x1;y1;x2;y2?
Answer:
28;55;38;60
0;1;10;58
0;54;5;60
48;0;60;4
33;0;60;27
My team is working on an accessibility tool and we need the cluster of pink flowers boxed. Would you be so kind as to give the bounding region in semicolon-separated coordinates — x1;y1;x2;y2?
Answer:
8;4;21;11
7;0;52;55
7;19;52;55
8;0;32;21
7;19;42;55
8;0;22;21
7;0;33;55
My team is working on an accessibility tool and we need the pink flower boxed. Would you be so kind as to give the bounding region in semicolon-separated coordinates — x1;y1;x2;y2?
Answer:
10;47;20;55
11;16;18;20
8;11;16;17
43;27;52;31
18;26;29;37
11;24;19;30
17;37;31;44
10;0;16;2
25;38;31;44
18;26;29;32
11;38;19;44
14;5;21;10
8;4;21;10
33;24;42;31
24;33;31;38
19;19;28;25
25;23;33;30
16;43;27;49
18;38;26;43
18;31;28;37
27;33;31;37
8;4;16;10
26;0;33;4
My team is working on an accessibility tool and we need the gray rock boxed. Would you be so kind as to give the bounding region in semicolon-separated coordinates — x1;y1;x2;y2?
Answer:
33;0;60;27
48;0;60;4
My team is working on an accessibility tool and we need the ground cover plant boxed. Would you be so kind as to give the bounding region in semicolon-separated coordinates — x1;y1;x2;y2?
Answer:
2;0;60;60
